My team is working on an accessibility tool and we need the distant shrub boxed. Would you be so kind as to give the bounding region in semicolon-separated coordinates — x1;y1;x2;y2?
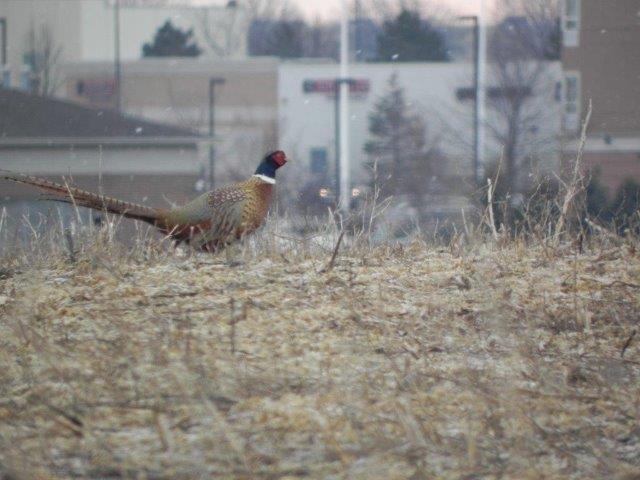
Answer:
609;178;640;234
481;161;640;238
517;176;562;232
481;163;562;234
585;170;610;222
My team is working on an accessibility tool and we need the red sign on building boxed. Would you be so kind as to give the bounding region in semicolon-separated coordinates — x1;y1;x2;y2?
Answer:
303;79;370;95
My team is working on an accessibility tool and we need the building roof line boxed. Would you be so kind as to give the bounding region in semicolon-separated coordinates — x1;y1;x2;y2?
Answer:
0;137;202;147
0;88;201;139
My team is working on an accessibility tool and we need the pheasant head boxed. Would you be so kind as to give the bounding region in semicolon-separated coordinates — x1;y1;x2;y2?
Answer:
253;150;288;184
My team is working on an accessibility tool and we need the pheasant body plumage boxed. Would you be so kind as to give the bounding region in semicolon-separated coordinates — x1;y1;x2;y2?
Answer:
1;150;287;252
159;176;275;250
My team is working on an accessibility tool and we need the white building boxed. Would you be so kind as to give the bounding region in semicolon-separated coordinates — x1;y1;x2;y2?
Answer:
60;57;280;183
0;0;248;93
278;61;563;190
79;0;249;62
0;0;81;91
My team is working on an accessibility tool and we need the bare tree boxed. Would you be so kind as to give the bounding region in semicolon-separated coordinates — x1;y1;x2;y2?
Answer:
512;0;561;59
196;0;298;58
24;22;63;97
358;0;456;25
487;55;549;195
243;0;297;20
197;4;248;58
485;0;561;194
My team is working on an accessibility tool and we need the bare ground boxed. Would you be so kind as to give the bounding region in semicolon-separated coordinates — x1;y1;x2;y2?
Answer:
0;235;639;479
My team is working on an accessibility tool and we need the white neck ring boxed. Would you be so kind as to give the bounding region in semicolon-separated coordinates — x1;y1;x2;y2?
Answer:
253;174;276;184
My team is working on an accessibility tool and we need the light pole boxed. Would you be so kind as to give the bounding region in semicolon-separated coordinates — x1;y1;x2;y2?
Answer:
333;78;355;205
339;0;351;212
460;15;479;184
208;77;225;189
460;3;487;185
477;0;487;183
114;0;121;112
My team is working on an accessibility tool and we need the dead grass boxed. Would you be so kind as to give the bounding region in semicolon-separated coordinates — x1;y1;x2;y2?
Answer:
0;217;639;479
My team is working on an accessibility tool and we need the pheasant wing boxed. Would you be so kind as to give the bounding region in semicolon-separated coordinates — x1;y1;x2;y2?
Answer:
165;184;249;251
200;186;250;248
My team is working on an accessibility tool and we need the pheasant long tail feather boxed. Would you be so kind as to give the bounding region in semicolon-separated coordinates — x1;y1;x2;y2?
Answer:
1;170;164;225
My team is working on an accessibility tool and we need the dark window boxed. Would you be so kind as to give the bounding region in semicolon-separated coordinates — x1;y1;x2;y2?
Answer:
310;148;328;174
76;80;85;95
0;18;6;66
456;86;532;101
456;87;475;101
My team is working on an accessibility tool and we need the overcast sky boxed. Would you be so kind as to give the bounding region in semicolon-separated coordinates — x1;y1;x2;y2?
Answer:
294;0;490;20
189;0;498;21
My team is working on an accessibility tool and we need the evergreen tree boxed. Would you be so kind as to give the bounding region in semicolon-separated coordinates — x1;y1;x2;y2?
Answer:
268;20;305;58
376;9;449;62
248;19;306;58
610;179;640;233
543;18;561;60
142;20;202;57
585;169;610;221
364;74;436;200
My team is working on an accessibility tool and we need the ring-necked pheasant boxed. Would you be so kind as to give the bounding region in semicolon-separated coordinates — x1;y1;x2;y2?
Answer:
1;150;288;251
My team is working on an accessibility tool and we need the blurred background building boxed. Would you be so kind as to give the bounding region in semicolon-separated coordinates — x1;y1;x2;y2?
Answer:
0;87;202;201
0;0;638;229
60;57;279;183
279;60;563;190
0;0;82;92
0;0;248;79
561;0;640;195
0;86;202;233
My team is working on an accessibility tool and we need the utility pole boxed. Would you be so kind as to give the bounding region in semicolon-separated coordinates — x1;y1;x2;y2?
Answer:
208;77;226;189
339;0;351;212
477;0;487;182
333;78;355;205
114;0;121;112
460;15;479;184
460;3;487;185
334;79;340;204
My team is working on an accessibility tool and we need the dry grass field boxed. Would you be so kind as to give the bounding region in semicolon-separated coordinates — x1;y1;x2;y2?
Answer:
0;215;639;479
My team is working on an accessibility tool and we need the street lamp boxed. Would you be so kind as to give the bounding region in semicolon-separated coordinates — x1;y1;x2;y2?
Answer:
208;77;225;189
459;15;480;185
460;0;487;185
339;0;351;213
333;78;355;206
114;0;121;112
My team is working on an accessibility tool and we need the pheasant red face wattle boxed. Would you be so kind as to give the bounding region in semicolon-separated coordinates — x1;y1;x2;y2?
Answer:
271;151;287;167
